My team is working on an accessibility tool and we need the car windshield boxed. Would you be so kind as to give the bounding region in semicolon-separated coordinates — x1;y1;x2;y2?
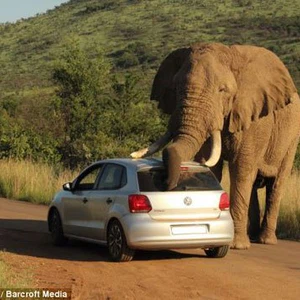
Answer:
138;167;222;192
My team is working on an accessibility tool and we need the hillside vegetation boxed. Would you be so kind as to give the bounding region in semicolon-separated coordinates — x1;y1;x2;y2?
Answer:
0;0;299;167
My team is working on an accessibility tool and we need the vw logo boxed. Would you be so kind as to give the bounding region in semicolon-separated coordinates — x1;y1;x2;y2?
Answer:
184;197;192;206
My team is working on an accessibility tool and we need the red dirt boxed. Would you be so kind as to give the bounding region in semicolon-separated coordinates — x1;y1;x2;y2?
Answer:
0;198;300;299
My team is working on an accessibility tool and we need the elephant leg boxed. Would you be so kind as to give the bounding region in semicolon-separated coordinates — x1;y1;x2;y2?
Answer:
248;186;261;241
229;163;257;250
259;177;277;244
259;140;298;244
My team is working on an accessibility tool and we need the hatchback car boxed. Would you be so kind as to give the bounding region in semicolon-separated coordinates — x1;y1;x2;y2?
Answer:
48;158;234;262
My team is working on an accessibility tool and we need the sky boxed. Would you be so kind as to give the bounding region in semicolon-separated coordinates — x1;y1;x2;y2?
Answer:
0;0;69;23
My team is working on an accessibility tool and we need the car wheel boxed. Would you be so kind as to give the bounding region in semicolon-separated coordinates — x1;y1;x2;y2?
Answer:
107;220;135;262
204;245;229;258
49;209;67;246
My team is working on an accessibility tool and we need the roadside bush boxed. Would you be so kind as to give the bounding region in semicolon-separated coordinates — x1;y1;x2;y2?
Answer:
0;113;60;164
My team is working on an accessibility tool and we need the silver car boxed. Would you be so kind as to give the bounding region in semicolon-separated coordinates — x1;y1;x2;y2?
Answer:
48;158;234;262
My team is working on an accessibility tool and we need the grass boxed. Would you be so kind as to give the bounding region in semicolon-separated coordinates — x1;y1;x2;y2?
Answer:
0;252;32;288
277;170;300;240
0;159;76;205
0;159;299;240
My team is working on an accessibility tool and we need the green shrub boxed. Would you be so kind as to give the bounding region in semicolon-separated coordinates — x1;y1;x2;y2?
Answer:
0;113;60;164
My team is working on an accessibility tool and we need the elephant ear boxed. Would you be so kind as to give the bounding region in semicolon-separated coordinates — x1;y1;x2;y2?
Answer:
228;48;297;133
151;47;191;114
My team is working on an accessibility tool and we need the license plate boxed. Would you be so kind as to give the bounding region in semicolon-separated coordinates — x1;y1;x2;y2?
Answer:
171;225;208;235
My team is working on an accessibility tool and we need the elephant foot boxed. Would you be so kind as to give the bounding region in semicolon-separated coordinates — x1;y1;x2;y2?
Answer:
258;230;278;245
230;234;251;250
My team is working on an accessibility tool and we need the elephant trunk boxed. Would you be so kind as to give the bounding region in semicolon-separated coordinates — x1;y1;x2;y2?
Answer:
162;136;198;191
163;87;222;190
162;130;221;190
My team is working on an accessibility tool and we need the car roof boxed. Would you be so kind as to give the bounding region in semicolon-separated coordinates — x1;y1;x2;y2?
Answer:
95;158;209;171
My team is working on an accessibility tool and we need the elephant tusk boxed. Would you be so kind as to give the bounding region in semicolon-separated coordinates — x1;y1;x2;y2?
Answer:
130;147;149;159
204;130;222;167
130;131;173;158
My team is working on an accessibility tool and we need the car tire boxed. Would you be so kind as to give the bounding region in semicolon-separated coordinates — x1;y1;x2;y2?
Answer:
107;220;135;262
49;209;67;246
204;245;229;258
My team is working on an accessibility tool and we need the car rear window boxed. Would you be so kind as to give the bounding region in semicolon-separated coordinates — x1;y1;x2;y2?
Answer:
138;168;222;192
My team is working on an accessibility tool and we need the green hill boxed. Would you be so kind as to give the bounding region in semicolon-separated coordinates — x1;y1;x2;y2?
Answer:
0;0;299;166
1;0;299;93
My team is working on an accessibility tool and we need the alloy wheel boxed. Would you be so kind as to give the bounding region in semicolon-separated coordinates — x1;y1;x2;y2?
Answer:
108;223;123;258
107;220;135;262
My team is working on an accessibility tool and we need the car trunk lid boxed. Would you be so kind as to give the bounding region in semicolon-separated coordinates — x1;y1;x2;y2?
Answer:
146;191;222;221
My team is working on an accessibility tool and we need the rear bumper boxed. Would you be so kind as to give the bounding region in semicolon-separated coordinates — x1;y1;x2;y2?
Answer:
120;212;234;250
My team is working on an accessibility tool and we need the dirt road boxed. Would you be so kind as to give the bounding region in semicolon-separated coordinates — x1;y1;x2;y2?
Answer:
0;198;299;299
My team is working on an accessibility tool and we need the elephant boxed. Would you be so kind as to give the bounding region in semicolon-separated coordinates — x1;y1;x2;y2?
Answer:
131;42;300;249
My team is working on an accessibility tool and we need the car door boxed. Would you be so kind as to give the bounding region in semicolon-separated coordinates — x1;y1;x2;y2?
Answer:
62;163;104;238
87;163;127;241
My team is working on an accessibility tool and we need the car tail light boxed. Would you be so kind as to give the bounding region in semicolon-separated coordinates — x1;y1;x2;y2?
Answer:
128;194;152;213
219;192;230;210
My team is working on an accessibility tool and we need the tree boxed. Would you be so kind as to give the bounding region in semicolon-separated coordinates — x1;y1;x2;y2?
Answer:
52;39;112;167
51;38;166;168
107;74;166;156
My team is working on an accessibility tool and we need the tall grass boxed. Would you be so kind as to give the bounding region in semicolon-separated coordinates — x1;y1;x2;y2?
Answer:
277;170;300;240
0;159;76;205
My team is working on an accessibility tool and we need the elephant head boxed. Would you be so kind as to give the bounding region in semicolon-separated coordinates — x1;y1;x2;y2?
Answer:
131;43;296;190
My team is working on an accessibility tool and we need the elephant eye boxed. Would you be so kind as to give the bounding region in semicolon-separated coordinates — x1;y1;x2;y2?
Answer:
219;85;228;93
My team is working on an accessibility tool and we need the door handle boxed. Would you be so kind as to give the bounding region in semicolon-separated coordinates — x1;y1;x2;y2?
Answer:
82;197;88;204
106;198;113;204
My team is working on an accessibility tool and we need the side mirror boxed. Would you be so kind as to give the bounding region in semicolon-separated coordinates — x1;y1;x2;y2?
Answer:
63;182;73;191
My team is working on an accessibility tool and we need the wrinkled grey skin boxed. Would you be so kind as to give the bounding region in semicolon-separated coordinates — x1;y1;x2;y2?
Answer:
131;43;300;249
